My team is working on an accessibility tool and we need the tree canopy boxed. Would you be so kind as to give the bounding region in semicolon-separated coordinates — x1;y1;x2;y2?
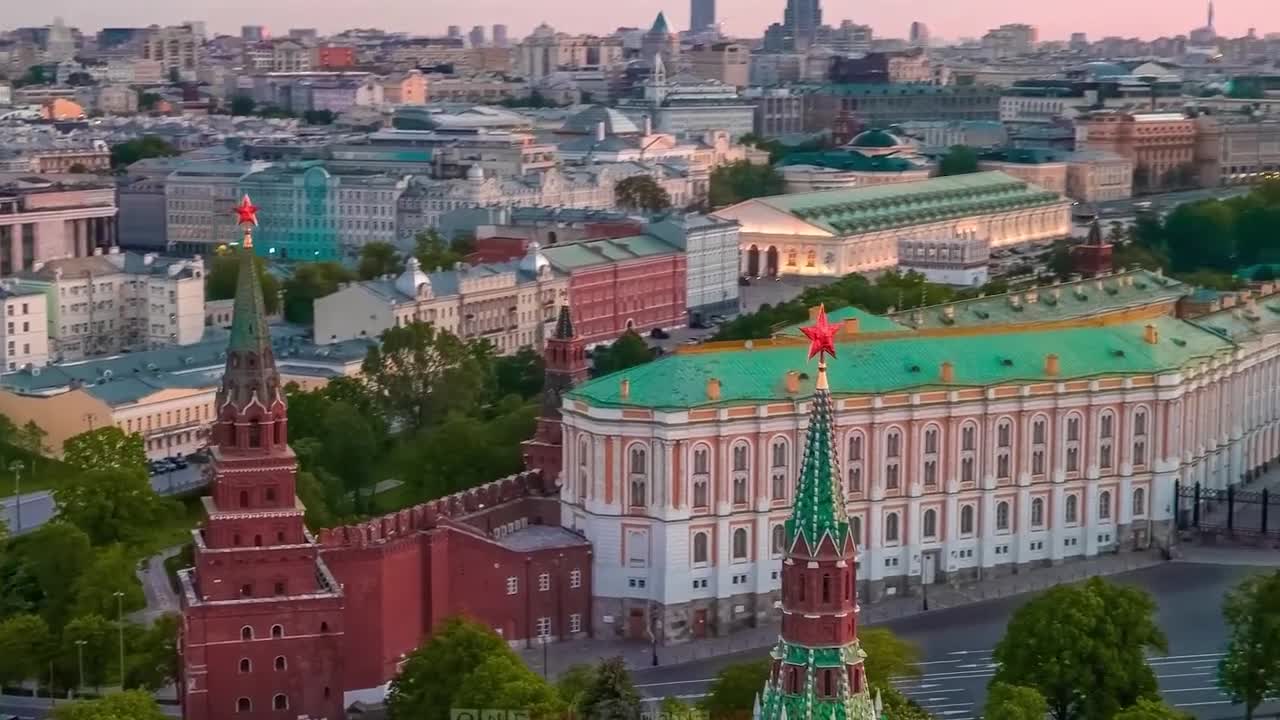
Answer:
51;690;168;720
1113;698;1194;720
991;577;1167;720
860;627;922;687
62;427;147;476
709;161;785;207
358;241;402;280
984;682;1050;720
206;250;281;314
361;322;489;433
109;136;179;169
938;145;980;176
281;261;355;324
54;467;170;546
701;659;769;720
413;229;474;272
578;656;642;720
1219;570;1280;720
592;330;656;376
614;175;672;213
386;616;527;720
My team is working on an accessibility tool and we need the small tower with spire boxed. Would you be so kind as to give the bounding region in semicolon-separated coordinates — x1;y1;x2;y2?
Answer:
755;306;878;720
1072;218;1114;278
523;305;588;485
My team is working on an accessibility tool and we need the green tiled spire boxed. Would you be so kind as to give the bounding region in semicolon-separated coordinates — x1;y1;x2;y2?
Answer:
228;239;270;354
785;363;851;553
219;225;282;412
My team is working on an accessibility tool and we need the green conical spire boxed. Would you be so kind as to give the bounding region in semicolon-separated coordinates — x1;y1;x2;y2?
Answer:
785;363;851;553
228;239;271;355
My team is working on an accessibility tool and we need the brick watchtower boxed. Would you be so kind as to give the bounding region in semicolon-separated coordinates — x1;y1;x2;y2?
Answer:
523;305;588;483
756;307;880;720
179;196;345;720
1073;219;1114;278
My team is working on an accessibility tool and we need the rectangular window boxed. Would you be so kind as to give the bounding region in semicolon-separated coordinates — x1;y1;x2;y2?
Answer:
569;569;582;588
538;573;550;592
536;617;551;639
506;577;518;595
569;614;582;634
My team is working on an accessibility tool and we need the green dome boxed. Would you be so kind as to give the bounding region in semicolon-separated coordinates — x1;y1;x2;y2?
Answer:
850;129;902;148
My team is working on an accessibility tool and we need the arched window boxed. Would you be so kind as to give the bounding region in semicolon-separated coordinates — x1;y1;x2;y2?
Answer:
1031;416;1047;476
922;425;940;487
851;516;863;547
885;512;900;543
960;421;978;483
1099;411;1115;470
1099;490;1112;521
732;442;750;504
577;436;590;499
770;438;788;500
1031;498;1045;527
239;490;249;509
270;624;283;639
960;505;976;535
275;655;286;671
692;532;709;565
628;444;647;509
241;626;253;641
732;528;749;560
885;429;902;490
1133;487;1147;517
1065;414;1082;473
847;432;864;493
1065;494;1079;524
265;487;276;503
248;420;262;448
236;698;251;713
1133;408;1149;467
732;442;749;471
239;658;251;673
995;419;1013;479
771;524;786;555
996;501;1010;531
922;508;938;539
273;694;288;711
692;444;710;509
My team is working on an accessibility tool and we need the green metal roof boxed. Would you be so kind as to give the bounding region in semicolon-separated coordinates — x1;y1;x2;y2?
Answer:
541;234;680;271
778;150;920;173
754;171;1062;236
890;270;1188;329
786;379;851;552
1190;296;1280;342
568;316;1231;410
778;306;907;336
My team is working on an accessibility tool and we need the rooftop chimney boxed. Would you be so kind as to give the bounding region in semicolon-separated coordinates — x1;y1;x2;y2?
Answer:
841;317;859;336
808;305;821;321
706;377;721;401
1044;353;1060;376
940;361;954;383
943;305;955;320
620;378;631;400
785;371;800;394
1143;324;1159;344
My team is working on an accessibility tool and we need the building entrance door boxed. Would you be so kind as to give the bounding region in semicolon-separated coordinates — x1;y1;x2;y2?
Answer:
628;609;646;640
922;551;939;586
692;609;708;639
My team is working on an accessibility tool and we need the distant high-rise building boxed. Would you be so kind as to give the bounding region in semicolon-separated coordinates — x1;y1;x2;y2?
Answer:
909;21;930;47
182;20;207;43
447;25;463;39
288;28;318;43
782;0;822;50
45;17;75;61
469;25;486;48
241;25;266;42
690;0;716;33
493;24;509;48
1069;32;1089;50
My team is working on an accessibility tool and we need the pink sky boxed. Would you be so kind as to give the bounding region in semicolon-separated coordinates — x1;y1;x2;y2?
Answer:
5;0;1278;42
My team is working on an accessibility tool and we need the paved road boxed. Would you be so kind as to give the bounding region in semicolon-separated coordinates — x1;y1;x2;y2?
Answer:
0;694;180;719
631;562;1276;719
0;465;207;534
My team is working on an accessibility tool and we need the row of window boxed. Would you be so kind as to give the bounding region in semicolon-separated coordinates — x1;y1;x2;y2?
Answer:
505;568;583;595
534;613;583;637
234;694;297;712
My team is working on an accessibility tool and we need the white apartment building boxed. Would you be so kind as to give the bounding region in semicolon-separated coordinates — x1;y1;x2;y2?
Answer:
22;248;205;362
0;280;49;371
142;25;201;81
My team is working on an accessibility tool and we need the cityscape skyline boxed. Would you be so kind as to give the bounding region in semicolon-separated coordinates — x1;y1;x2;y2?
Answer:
2;0;1277;42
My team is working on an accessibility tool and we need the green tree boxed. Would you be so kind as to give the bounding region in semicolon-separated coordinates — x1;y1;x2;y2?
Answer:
860;627;921;687
109;135;179;169
876;685;931;720
61;614;116;690
72;545;145;619
614;175;672;213
21;521;94;629
295;468;344;529
205;250;281;314
1219;571;1280;720
593;330;655;375
386;616;513;720
13;419;49;454
579;656;641;720
984;682;1050;720
318;401;380;512
708;161;785;207
54;468;168;546
938;145;980;176
1162;201;1236;272
281;261;355;324
493;346;545;401
991;577;1167;720
662;696;701;720
125;613;179;691
701;659;769;720
1113;698;1194;720
358;241;402;280
62;427;147;476
453;653;565;720
413;229;469;272
0;612;54;688
397;402;536;499
230;95;256;116
361;322;489;433
51;690;168;720
556;663;598;713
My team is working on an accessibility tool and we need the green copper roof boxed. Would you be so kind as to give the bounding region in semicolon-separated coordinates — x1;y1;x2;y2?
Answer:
541;234;680;271
849;129;903;148
228;246;270;354
760;643;877;720
568;316;1232;410
786;377;850;551
778;150;921;173
778;306;907;336
1190;295;1280;342
753;171;1063;236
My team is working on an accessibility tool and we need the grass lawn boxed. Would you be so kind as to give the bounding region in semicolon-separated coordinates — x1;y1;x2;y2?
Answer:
0;443;81;498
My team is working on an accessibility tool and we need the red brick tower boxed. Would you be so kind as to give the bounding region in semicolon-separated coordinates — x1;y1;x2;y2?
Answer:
179;196;345;720
523;305;589;483
1073;219;1114;278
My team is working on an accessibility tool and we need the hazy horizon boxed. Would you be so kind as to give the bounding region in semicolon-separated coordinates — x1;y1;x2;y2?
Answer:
3;0;1278;43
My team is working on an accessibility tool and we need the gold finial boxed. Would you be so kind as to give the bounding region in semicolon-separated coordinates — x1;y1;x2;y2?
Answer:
815;359;829;391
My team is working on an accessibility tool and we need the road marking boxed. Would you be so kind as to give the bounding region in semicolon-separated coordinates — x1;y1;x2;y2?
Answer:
946;650;986;655
635;679;715;688
1163;686;1222;693
919;702;973;710
1174;700;1231;707
1157;672;1215;680
1192;664;1216;671
1150;652;1225;661
937;710;972;716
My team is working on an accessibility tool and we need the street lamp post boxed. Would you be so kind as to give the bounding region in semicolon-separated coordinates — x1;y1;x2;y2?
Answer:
75;639;86;697
9;460;23;533
114;590;125;689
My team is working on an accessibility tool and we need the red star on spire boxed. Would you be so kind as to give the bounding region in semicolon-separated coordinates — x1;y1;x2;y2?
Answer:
233;195;259;227
801;305;839;361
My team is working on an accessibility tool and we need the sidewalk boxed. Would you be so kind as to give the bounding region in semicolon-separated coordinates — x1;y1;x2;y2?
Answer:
519;549;1166;677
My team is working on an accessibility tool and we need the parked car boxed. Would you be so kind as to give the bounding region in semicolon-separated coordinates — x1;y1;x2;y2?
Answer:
709;315;728;326
650;328;670;340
